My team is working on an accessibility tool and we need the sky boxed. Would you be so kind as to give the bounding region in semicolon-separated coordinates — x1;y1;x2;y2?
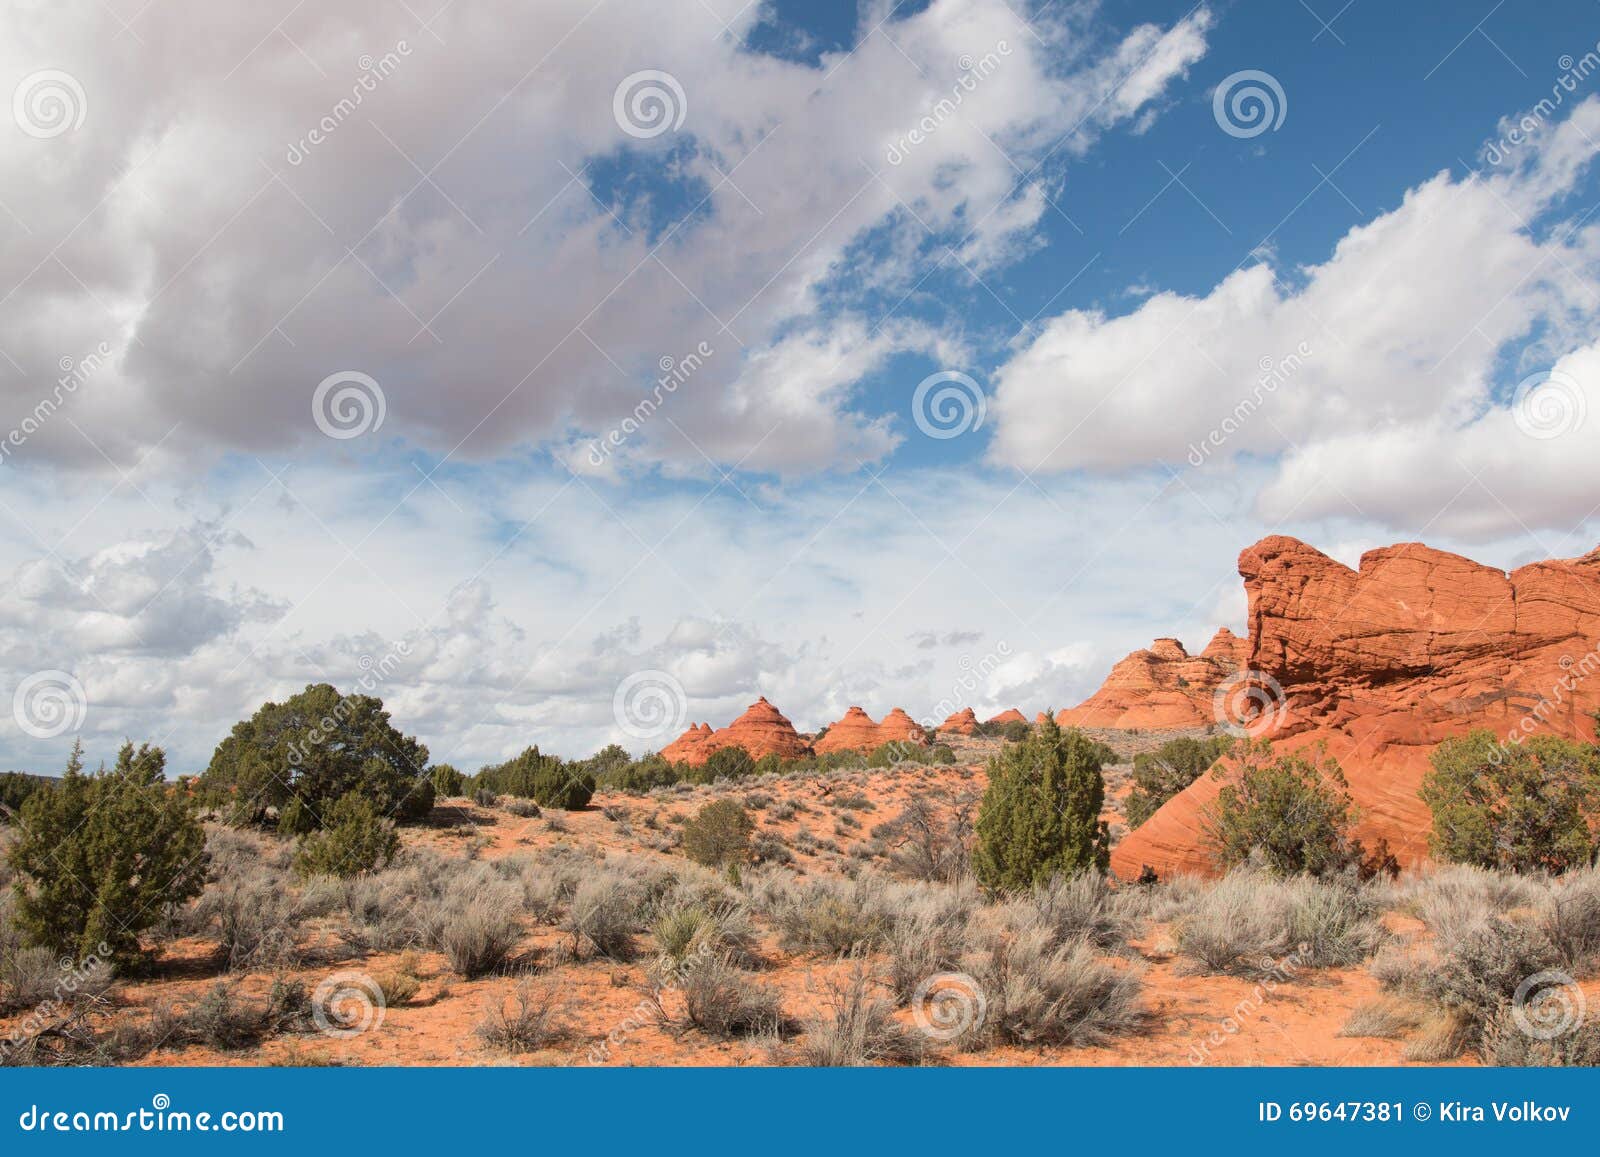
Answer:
4;0;1600;773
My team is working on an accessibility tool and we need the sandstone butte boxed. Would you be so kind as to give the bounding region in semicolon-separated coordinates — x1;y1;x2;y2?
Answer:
939;707;980;735
1108;535;1600;882
986;708;1027;725
814;706;930;754
659;697;813;765
1056;628;1252;730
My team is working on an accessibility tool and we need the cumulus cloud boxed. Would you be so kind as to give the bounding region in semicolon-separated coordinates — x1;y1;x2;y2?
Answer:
988;96;1600;537
0;0;1210;478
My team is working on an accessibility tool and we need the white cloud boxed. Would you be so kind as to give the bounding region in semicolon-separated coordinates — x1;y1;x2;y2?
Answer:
988;96;1600;537
0;0;1211;479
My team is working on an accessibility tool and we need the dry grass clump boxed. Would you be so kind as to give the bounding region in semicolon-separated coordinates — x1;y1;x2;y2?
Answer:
475;976;573;1052
1172;870;1384;976
1337;997;1423;1039
679;955;790;1039
883;883;978;1004
960;923;1145;1049
651;893;759;970
436;885;524;977
761;873;892;955
796;962;924;1066
562;870;648;960
1001;871;1139;954
1480;1005;1600;1066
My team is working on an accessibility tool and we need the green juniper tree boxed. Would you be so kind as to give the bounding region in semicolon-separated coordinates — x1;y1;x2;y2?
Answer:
9;741;208;968
973;716;1110;891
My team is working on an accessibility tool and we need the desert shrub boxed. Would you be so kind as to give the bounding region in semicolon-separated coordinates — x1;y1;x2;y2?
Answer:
1004;871;1135;954
192;872;305;971
927;744;956;765
965;925;1144;1048
476;746;594;810
476;977;572;1052
872;792;976;883
1337;998;1423;1039
695;746;756;784
681;800;754;869
752;834;793;864
1540;868;1600;970
681;955;788;1038
292;792;400;878
0;944;114;1014
8;742;207;967
1173;870;1384;975
797;962;923;1066
1200;741;1360;877
1125;735;1233;829
882;885;977;1003
429;763;466;798
973;718;1109;892
437;887;524;977
562;873;643;960
595;753;682;794
473;788;498;808
1481;1004;1600;1065
652;897;757;968
771;875;890;955
183;982;273;1051
1421;730;1600;873
506;798;542;818
201;683;433;827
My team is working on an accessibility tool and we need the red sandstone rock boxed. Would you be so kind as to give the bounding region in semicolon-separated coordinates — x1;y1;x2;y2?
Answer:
939;708;980;735
987;708;1026;725
1110;537;1600;881
815;707;881;754
660;722;713;763
665;699;813;765
1057;633;1247;731
815;706;930;754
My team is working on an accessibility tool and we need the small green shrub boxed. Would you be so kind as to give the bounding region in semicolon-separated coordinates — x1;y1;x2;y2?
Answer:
681;800;754;869
292;793;400;878
1200;740;1360;876
1125;735;1233;829
1421;730;1600;873
430;763;466;797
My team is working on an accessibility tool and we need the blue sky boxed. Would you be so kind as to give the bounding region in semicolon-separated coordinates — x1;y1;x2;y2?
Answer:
3;0;1600;772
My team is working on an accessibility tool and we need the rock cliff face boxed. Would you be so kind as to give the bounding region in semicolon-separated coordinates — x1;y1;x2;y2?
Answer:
661;698;812;765
815;706;929;754
1110;537;1600;880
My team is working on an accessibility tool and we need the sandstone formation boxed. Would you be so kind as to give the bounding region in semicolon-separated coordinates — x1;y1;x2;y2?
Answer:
1111;537;1600;881
660;722;713;763
987;708;1027;725
1056;630;1250;730
815;706;929;754
939;708;980;735
663;698;813;765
